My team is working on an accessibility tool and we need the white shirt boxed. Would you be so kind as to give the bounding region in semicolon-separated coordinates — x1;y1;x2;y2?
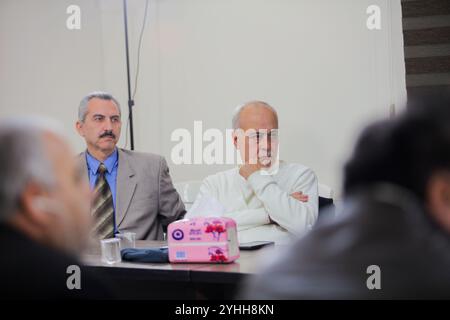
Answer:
186;161;319;244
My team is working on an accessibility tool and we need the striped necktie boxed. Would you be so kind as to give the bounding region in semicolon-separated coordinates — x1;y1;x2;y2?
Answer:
91;163;115;239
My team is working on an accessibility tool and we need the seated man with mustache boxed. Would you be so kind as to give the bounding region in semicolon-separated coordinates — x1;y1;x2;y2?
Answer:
76;92;185;240
187;101;319;245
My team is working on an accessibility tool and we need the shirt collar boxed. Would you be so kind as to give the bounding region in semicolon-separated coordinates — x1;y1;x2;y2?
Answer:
86;148;118;175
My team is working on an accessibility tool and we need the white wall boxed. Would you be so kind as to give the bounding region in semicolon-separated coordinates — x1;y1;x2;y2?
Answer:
0;0;406;198
0;0;107;149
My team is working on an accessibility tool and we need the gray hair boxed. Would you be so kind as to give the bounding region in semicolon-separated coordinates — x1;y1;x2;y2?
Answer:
78;91;121;122
0;117;65;221
232;100;278;129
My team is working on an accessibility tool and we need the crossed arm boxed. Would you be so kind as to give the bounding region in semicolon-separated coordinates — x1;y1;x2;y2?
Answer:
245;168;318;234
188;166;319;235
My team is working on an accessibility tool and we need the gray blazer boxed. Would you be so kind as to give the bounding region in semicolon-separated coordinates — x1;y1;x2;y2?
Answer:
78;148;186;240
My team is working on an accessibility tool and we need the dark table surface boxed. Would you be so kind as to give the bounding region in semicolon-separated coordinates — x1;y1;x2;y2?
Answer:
82;240;279;299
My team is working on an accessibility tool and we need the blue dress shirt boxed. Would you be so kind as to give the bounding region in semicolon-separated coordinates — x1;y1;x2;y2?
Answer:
86;149;119;233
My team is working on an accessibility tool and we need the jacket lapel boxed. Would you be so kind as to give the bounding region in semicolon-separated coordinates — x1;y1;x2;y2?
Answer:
116;149;137;227
78;151;89;181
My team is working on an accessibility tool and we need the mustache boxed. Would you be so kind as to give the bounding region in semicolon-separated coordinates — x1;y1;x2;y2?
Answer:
99;131;116;139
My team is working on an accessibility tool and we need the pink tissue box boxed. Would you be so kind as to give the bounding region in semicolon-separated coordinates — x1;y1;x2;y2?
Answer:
168;217;240;263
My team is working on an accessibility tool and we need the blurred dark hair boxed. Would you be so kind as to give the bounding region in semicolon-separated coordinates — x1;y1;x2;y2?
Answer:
344;93;450;202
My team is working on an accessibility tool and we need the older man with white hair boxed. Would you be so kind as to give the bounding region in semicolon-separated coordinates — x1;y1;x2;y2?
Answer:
187;101;319;244
0;117;111;299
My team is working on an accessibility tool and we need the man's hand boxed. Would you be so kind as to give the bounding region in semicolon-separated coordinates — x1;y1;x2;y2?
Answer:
291;191;309;202
239;163;262;180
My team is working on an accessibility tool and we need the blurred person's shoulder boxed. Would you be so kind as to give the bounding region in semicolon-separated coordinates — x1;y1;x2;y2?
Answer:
0;224;112;300
242;185;450;299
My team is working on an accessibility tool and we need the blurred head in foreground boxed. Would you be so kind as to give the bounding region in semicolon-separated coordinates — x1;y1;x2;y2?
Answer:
0;117;91;255
344;95;450;234
242;95;450;299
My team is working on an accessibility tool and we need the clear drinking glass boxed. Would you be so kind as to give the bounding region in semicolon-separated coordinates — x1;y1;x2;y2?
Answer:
116;232;136;249
100;238;122;264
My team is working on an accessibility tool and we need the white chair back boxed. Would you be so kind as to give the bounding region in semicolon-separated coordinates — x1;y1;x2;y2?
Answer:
318;183;333;199
174;181;202;210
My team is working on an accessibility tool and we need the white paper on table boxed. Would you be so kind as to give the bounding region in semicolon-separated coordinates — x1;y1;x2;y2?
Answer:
185;194;226;218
